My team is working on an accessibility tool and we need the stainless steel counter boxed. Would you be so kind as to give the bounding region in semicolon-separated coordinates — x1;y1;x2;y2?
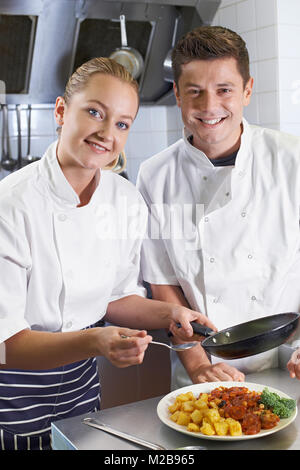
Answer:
51;346;300;450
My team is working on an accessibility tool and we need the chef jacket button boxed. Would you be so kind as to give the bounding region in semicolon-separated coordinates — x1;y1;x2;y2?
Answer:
203;176;208;181
225;192;230;197
58;213;67;222
251;296;257;301
209;257;215;263
248;254;253;259
204;217;209;222
65;321;73;329
241;212;246;217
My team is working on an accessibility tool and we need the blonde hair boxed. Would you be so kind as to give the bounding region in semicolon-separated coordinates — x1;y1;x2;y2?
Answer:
61;57;139;171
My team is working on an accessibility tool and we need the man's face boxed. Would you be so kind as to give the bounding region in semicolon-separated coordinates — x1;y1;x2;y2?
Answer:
174;57;253;158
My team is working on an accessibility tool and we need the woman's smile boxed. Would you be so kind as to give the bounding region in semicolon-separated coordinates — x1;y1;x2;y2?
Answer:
84;139;111;154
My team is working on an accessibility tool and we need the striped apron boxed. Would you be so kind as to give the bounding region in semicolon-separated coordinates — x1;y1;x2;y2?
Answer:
0;356;101;450
0;320;105;450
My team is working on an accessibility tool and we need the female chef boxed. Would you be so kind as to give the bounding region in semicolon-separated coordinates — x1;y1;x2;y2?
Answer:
0;57;215;450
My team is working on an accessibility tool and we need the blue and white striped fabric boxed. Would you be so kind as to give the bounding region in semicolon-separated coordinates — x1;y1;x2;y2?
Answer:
0;357;101;450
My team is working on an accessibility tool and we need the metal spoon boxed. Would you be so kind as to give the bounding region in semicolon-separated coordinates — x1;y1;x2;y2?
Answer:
150;340;198;351
1;104;17;171
121;335;198;352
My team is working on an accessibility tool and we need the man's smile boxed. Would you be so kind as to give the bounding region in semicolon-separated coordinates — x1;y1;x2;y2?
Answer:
196;116;228;128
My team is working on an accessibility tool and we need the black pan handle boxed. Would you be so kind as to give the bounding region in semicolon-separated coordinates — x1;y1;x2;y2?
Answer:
190;322;214;337
170;322;214;338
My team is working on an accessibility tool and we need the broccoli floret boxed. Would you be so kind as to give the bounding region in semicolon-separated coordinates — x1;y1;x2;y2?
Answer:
260;388;278;408
272;402;292;419
259;387;296;419
280;397;297;411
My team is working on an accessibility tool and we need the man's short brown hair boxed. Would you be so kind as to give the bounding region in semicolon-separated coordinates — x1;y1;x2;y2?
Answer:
171;26;250;88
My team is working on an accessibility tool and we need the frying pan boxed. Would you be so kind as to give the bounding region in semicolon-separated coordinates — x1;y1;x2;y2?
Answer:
110;15;144;80
178;313;300;360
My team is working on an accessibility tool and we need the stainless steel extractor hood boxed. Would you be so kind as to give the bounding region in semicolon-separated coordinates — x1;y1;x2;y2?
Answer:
0;0;220;105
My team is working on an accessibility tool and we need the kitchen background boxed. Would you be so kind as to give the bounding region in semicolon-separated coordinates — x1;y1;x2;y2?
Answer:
1;0;300;183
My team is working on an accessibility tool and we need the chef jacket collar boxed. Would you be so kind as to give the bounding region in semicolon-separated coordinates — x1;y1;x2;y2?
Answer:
183;118;252;172
39;141;102;209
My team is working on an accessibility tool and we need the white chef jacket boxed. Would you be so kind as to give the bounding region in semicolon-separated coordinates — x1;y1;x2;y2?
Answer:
0;141;147;343
137;118;300;388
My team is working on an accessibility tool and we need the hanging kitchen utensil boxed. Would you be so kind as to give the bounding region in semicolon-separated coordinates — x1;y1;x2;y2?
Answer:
15;104;26;169
22;104;40;166
163;15;180;83
174;312;300;360
110;15;144;80
1;104;17;172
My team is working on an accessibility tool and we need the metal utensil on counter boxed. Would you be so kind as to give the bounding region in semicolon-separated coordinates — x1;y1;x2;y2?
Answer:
83;417;166;450
182;313;300;360
22;104;40;165
83;417;207;451
1;104;17;171
110;15;144;79
121;335;198;352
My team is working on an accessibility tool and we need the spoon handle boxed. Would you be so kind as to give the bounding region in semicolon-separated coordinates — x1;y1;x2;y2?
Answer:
120;15;128;47
150;340;171;349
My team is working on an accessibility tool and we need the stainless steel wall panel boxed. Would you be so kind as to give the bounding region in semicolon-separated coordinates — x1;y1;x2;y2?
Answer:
0;0;220;105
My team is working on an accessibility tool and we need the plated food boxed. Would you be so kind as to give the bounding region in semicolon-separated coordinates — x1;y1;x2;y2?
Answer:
157;382;297;441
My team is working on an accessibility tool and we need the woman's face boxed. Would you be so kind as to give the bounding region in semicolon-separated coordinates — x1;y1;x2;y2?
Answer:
55;73;139;171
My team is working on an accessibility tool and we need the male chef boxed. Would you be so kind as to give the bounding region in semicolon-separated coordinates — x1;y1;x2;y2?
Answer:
137;25;300;389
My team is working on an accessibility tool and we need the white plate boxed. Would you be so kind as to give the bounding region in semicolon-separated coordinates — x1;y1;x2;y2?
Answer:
157;381;297;441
